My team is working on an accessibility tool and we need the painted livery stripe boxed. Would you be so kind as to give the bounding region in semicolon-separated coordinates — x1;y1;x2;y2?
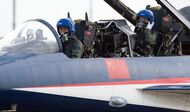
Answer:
105;58;130;79
23;77;190;88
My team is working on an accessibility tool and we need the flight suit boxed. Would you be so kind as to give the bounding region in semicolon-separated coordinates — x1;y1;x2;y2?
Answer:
135;28;158;56
62;36;84;58
144;28;158;56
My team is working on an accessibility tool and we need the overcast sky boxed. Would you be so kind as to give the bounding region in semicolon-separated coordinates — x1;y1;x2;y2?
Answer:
0;0;189;37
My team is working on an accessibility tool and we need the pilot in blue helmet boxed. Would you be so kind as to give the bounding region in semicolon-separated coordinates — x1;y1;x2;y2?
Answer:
134;9;158;56
57;18;84;58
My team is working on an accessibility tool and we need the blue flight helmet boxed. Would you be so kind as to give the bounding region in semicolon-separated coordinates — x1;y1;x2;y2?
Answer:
137;9;154;23
56;18;76;35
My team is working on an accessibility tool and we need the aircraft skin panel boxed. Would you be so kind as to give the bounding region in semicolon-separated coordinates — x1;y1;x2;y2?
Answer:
13;83;190;111
0;89;184;112
0;53;190;111
0;53;190;89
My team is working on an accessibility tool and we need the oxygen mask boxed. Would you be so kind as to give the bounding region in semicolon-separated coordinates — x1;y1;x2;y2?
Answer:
60;32;69;42
134;21;147;33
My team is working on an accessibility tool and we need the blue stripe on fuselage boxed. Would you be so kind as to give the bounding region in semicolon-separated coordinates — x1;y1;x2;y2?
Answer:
0;90;185;112
1;53;190;89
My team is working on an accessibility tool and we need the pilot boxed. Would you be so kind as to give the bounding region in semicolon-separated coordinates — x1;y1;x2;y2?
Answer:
57;18;84;58
134;9;158;56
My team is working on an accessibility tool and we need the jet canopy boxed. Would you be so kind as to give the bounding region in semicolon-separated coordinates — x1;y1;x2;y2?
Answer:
0;19;62;54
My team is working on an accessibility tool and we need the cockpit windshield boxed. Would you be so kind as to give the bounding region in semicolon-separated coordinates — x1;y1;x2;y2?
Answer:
168;0;189;10
0;19;62;54
168;0;190;22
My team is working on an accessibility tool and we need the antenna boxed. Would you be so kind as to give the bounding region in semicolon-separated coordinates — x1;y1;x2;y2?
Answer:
85;12;89;22
67;12;71;18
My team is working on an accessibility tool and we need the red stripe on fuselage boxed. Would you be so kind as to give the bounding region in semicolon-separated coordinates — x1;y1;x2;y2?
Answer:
105;58;130;79
25;78;190;88
57;77;190;87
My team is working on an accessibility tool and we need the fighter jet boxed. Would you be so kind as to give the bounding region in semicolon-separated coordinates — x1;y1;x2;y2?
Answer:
0;0;190;112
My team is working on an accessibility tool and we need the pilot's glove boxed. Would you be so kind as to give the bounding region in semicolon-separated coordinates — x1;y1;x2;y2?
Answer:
146;22;154;30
